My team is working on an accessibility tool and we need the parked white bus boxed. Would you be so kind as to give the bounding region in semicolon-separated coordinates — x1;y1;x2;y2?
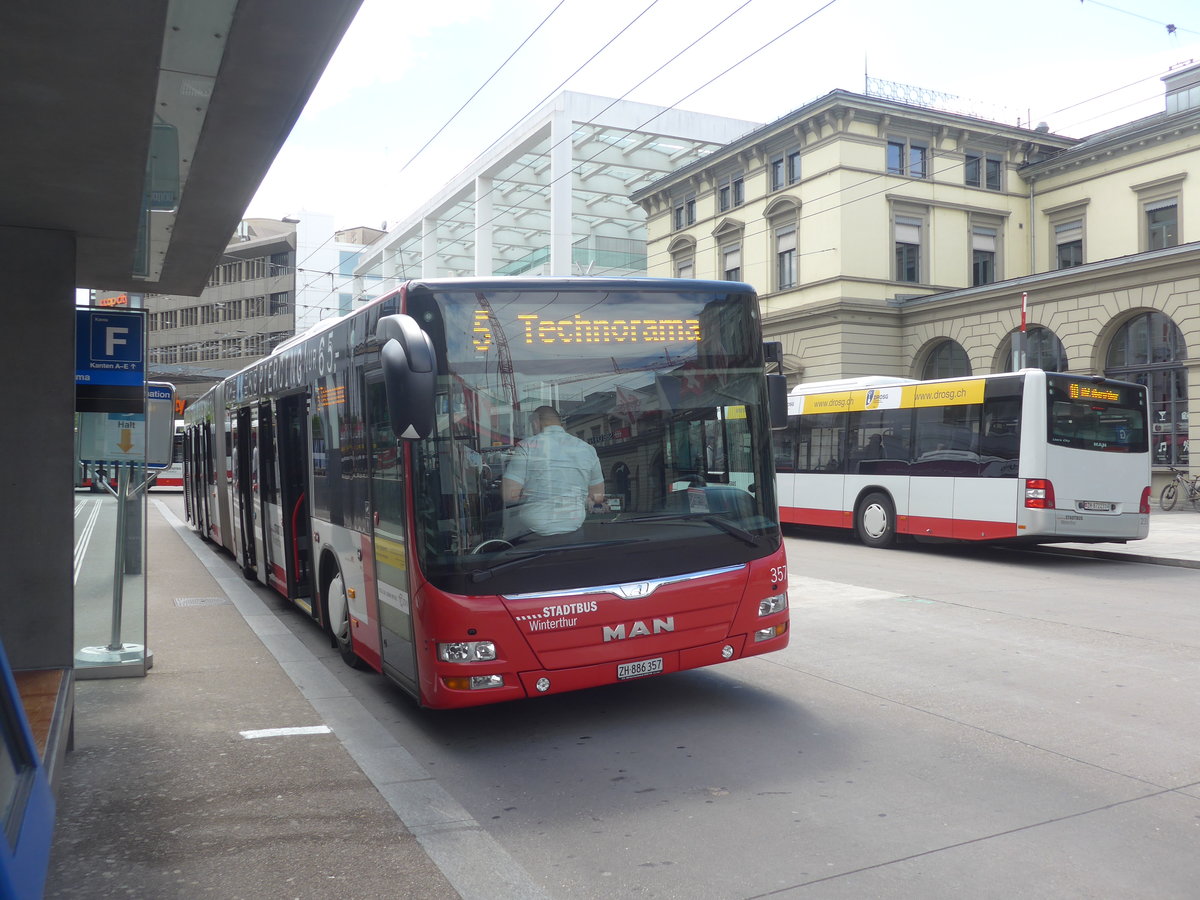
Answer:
773;370;1151;547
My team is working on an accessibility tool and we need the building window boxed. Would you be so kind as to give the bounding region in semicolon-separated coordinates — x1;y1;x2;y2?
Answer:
775;226;796;290
922;340;971;379
721;244;742;281
676;260;693;279
1054;219;1083;268
181;307;197;327
971;223;998;286
894;215;922;282
673;195;696;230
770;156;785;191
887;138;927;178
246;295;266;318
964;151;1002;190
787;150;800;184
270;291;292;315
718;174;744;211
1146;199;1178;250
1106;311;1188;466
269;251;292;276
997;326;1068;372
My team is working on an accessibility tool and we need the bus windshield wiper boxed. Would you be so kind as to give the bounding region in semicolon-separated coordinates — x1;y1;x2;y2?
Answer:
468;539;649;583
615;513;760;547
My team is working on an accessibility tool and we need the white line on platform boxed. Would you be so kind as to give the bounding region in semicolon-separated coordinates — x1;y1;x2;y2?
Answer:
240;725;332;740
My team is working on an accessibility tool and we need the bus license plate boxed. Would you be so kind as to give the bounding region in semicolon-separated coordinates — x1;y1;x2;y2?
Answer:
1080;501;1114;511
617;657;663;680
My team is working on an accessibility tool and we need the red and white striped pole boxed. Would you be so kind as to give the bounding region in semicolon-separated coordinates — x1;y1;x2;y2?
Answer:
1016;291;1028;369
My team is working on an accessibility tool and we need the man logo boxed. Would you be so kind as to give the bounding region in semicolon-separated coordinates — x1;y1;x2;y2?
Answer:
602;617;675;642
616;582;656;600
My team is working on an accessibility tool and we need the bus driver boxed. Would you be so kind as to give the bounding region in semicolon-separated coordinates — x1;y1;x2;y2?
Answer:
502;406;605;536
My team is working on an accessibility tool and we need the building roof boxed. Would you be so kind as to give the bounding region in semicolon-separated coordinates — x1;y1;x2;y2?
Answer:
354;92;761;281
0;0;362;295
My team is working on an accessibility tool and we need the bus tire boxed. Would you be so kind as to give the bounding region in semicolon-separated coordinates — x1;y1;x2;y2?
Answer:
1160;482;1178;511
856;491;897;548
328;572;367;670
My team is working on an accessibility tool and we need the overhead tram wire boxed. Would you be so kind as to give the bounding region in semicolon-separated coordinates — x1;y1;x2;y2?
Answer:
392;0;665;209
360;0;843;290
599;68;1183;278
1078;0;1199;38
227;57;1180;322
269;0;773;309
226;0;1195;315
392;0;569;180
224;0;571;301
247;0;668;304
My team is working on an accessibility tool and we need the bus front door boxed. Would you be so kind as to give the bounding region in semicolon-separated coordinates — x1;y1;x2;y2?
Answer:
276;394;315;613
366;378;418;692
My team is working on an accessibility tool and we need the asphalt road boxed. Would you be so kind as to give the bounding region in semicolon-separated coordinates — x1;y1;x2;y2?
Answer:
159;495;1200;899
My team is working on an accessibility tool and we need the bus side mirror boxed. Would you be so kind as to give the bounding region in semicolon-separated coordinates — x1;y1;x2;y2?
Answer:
378;314;436;439
767;374;788;430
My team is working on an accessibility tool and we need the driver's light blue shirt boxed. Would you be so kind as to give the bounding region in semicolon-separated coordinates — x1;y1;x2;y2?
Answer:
504;426;603;535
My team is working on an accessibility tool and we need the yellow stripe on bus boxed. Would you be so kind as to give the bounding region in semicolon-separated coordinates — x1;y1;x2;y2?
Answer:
375;535;407;571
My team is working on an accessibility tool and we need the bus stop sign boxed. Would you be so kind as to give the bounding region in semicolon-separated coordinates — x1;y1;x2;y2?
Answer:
75;308;145;413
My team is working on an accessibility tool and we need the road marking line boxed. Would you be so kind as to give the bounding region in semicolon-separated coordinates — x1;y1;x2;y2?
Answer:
239;725;331;740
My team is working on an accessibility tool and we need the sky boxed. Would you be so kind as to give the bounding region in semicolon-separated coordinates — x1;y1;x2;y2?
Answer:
242;0;1200;233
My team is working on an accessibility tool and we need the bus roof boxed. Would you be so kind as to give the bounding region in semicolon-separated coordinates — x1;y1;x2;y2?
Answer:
788;376;917;396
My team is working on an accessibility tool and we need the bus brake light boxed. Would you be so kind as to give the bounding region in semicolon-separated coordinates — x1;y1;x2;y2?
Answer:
1139;486;1151;514
1024;478;1055;509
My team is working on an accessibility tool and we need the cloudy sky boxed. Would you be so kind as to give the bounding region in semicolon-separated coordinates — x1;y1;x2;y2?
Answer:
243;0;1200;231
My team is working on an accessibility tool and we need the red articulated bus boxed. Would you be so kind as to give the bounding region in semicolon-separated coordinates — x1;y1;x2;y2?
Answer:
183;277;789;708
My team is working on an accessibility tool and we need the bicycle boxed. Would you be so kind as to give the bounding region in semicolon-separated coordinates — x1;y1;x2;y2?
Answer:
1159;466;1200;511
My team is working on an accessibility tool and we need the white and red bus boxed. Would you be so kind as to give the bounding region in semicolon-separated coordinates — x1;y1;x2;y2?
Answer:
183;277;790;708
774;370;1151;547
148;420;185;490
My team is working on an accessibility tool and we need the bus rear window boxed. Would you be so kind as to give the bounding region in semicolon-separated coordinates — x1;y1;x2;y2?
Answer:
1046;376;1148;453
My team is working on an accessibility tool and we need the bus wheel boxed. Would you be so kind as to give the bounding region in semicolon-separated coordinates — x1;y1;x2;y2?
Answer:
328;573;367;670
856;491;896;548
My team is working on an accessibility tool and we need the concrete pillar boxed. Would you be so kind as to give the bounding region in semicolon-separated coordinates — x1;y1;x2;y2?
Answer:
0;226;76;669
421;218;437;279
549;110;573;276
475;176;493;276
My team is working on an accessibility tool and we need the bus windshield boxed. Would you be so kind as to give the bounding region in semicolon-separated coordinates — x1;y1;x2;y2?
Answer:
406;283;780;595
1046;374;1148;453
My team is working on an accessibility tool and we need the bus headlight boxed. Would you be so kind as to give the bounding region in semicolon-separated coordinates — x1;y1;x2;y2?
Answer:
755;623;787;642
442;674;505;690
438;640;497;662
758;593;788;616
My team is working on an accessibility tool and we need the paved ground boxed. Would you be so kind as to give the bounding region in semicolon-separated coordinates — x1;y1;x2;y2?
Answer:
44;500;1200;898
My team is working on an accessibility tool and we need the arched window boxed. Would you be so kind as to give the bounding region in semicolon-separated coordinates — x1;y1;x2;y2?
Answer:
1105;311;1188;466
668;237;695;280
997;326;1068;372
921;340;971;379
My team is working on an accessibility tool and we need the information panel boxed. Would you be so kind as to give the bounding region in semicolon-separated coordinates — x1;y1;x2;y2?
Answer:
75;308;145;413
